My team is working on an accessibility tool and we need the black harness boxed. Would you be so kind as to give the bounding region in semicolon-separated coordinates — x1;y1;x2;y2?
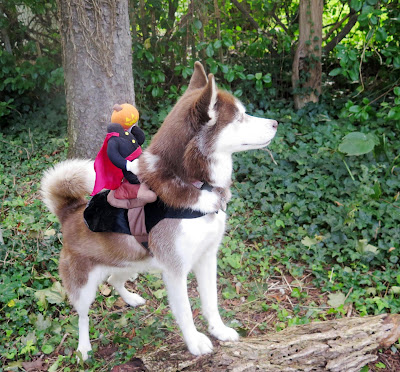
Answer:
84;182;215;237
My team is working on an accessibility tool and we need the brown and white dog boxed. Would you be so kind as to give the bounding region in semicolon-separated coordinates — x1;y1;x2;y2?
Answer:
41;62;278;360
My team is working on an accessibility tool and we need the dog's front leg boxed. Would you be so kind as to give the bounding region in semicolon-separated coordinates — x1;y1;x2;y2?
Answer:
163;272;213;355
193;251;239;342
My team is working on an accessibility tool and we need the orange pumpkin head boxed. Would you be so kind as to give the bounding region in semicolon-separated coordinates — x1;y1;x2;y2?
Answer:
111;103;139;130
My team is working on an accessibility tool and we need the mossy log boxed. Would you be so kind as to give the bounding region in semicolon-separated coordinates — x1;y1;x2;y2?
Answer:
143;314;400;372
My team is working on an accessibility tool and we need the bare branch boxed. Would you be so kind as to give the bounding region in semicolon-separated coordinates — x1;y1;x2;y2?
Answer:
324;12;359;54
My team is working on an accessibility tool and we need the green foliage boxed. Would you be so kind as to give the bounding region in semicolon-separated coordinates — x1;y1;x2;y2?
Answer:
221;101;399;321
0;0;62;121
1;0;400;370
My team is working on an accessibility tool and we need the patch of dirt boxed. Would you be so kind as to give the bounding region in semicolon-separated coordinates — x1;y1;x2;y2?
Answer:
369;348;400;371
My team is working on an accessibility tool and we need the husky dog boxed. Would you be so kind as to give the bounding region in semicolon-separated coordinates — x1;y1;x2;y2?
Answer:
41;62;278;360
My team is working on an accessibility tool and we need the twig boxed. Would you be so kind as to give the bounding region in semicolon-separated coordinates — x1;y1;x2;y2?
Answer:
55;333;69;354
0;139;31;159
282;275;292;293
344;287;353;302
263;148;278;165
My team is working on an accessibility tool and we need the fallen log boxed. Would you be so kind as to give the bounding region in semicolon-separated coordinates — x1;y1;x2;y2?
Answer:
142;314;400;372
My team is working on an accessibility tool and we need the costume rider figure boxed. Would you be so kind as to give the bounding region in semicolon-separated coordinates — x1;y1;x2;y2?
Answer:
91;103;156;207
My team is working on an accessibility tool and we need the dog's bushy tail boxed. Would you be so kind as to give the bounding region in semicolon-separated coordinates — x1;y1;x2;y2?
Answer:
41;159;95;221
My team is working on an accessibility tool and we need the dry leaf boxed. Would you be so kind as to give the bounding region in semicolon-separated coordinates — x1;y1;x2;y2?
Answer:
21;359;44;371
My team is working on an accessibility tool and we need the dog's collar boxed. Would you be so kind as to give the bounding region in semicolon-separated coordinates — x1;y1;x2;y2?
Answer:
191;180;214;191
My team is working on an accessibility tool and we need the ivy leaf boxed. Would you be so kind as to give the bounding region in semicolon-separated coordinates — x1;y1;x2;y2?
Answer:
356;239;379;254
338;132;375;156
390;286;400;295
301;236;318;247
153;289;166;299
327;292;346;308
35;281;66;305
34;313;52;331
42;344;54;354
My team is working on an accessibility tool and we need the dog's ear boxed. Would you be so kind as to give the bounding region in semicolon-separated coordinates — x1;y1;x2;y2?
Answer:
188;73;218;130
188;62;208;91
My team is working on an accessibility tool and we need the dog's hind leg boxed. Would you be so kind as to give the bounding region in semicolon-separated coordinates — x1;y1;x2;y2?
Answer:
193;250;239;342
107;269;145;307
163;271;214;356
70;266;108;361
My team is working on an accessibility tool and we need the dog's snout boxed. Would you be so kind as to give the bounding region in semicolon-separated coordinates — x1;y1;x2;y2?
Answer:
272;120;278;129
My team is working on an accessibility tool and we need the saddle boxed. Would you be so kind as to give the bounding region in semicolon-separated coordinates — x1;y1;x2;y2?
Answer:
83;191;208;248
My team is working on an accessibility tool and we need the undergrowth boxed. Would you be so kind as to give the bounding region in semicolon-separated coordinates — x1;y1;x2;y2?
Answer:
1;95;399;371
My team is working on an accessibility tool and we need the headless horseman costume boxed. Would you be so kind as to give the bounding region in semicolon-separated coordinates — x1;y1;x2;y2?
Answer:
91;123;144;195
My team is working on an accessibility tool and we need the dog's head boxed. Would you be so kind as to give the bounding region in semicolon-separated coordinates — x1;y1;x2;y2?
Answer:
143;62;278;184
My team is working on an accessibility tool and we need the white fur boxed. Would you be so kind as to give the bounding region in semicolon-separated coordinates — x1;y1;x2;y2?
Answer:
209;153;233;188
41;159;95;215
214;101;278;154
192;188;220;213
141;152;160;173
206;76;218;126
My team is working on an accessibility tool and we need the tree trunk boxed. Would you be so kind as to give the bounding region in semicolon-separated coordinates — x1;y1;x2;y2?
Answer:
57;0;135;159
292;0;323;110
142;314;400;372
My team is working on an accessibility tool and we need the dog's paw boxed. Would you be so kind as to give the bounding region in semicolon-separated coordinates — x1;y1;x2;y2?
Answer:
77;344;92;361
209;325;239;342
186;332;213;356
124;293;146;307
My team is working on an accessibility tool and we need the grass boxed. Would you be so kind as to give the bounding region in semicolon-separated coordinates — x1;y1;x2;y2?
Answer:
0;97;399;371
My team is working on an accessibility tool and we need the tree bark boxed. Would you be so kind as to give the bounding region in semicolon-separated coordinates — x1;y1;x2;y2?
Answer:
57;0;135;159
142;314;400;372
292;0;323;110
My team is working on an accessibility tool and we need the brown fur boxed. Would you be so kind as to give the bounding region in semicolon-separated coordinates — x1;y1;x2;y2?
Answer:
139;64;238;209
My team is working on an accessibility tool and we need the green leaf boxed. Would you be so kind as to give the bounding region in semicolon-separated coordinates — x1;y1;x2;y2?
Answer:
193;19;202;30
356;239;379;254
390;286;400;295
329;68;342;77
206;44;214;57
35;281;66;305
301;236;318;247
225;69;235;82
350;0;363;11
42;344;54;354
338;132;376;156
255;72;263;80
328;292;346;308
263;74;272;83
349;105;361;113
214;40;222;49
153;289;166;299
255;79;263;92
34;313;52;331
376;27;388;42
